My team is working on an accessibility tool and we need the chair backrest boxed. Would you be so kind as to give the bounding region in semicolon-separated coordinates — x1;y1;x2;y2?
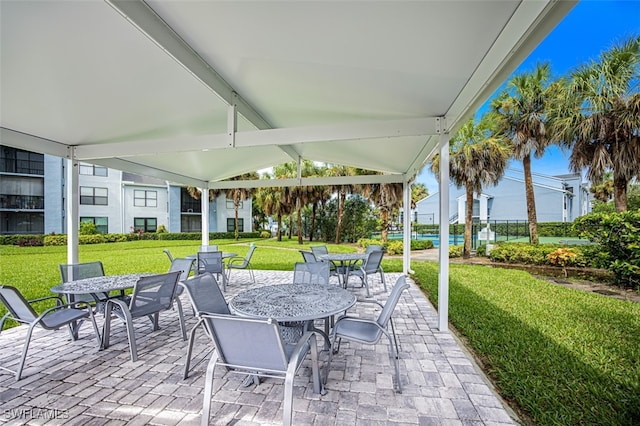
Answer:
180;273;230;316
168;258;195;296
163;249;174;262
365;244;384;254
197;251;224;275
310;245;329;256
59;261;105;282
363;250;384;273
376;275;409;328
0;285;39;324
205;313;289;373
293;262;330;285
129;271;181;317
299;250;317;263
239;244;257;267
169;258;194;282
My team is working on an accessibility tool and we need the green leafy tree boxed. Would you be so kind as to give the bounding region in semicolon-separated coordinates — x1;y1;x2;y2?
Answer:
492;62;559;244
225;172;259;240
431;117;511;257
552;35;640;212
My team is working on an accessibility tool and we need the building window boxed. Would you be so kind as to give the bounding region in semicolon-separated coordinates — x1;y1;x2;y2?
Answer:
181;187;201;213
134;217;157;232
79;163;107;177
226;200;242;209
80;187;108;205
134;190;157;207
80;217;108;234
0;146;44;175
227;218;244;232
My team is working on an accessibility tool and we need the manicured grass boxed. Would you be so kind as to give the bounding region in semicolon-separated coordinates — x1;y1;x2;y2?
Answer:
0;239;402;326
411;262;640;426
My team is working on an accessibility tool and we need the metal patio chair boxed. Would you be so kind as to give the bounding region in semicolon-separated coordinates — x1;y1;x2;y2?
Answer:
299;250;318;263
200;313;322;426
0;285;100;381
196;251;228;292
326;275;409;393
102;271;184;362
348;249;386;297
226;244;257;283
293;261;330;286
168;257;194;322
310;245;343;284
163;249;174;263
180;272;230;379
58;261;110;306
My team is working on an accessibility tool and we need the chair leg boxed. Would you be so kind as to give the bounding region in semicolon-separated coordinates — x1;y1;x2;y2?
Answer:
184;318;204;379
124;312;138;362
201;352;219;426
362;272;371;297
15;323;37;381
380;268;387;292
175;298;187;341
386;329;402;393
283;367;295;426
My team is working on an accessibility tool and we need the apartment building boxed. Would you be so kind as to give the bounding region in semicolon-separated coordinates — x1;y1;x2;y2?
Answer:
0;146;251;235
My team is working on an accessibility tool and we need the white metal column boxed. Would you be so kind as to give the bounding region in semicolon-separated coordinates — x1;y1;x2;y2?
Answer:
65;151;79;264
200;187;210;248
402;177;412;274
438;132;450;332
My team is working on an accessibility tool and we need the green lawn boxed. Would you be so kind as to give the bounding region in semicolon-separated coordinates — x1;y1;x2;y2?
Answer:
412;262;640;426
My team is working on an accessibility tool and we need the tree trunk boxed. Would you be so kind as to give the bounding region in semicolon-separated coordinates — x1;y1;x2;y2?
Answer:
297;199;303;245
464;188;473;258
523;155;539;244
335;191;345;244
613;175;628;212
381;209;389;243
288;214;293;239
234;199;240;240
310;203;317;242
277;213;282;242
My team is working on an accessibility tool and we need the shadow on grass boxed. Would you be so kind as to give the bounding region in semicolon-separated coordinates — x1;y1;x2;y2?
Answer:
411;262;640;426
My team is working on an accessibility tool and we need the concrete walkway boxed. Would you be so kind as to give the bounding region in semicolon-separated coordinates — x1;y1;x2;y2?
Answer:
0;270;518;425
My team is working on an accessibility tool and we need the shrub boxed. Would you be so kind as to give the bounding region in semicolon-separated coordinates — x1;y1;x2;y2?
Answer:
44;234;67;246
260;230;271;238
386;240;403;255
79;221;98;235
449;245;463;258
156;224;168;233
573;211;640;288
79;234;106;244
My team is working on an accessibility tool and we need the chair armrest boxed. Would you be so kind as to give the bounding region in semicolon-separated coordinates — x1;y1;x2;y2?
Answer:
226;257;244;267
355;299;384;309
288;329;319;366
29;294;65;306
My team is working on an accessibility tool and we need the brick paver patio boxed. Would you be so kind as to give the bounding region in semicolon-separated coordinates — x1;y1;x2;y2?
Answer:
0;270;518;425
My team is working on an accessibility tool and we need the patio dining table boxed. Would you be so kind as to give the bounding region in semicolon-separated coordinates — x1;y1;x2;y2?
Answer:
50;274;146;344
315;253;366;286
230;283;356;348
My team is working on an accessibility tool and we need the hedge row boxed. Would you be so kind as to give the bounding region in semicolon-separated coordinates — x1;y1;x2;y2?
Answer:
414;221;580;238
0;232;262;246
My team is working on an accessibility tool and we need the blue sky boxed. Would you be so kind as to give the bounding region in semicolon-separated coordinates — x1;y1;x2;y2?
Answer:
416;0;640;194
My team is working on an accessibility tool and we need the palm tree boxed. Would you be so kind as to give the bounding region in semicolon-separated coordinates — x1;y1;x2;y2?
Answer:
255;178;288;241
430;117;512;258
364;181;404;243
590;172;614;203
225;172;259;240
491;62;558;244
411;182;429;208
551;35;640;212
327;165;358;244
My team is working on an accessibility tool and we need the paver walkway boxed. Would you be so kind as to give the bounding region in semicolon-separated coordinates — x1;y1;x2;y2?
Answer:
0;270;518;425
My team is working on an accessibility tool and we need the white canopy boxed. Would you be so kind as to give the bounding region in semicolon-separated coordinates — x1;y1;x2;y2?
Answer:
0;0;576;329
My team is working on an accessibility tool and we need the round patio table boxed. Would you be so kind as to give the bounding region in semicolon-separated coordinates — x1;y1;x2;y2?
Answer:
230;283;356;347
